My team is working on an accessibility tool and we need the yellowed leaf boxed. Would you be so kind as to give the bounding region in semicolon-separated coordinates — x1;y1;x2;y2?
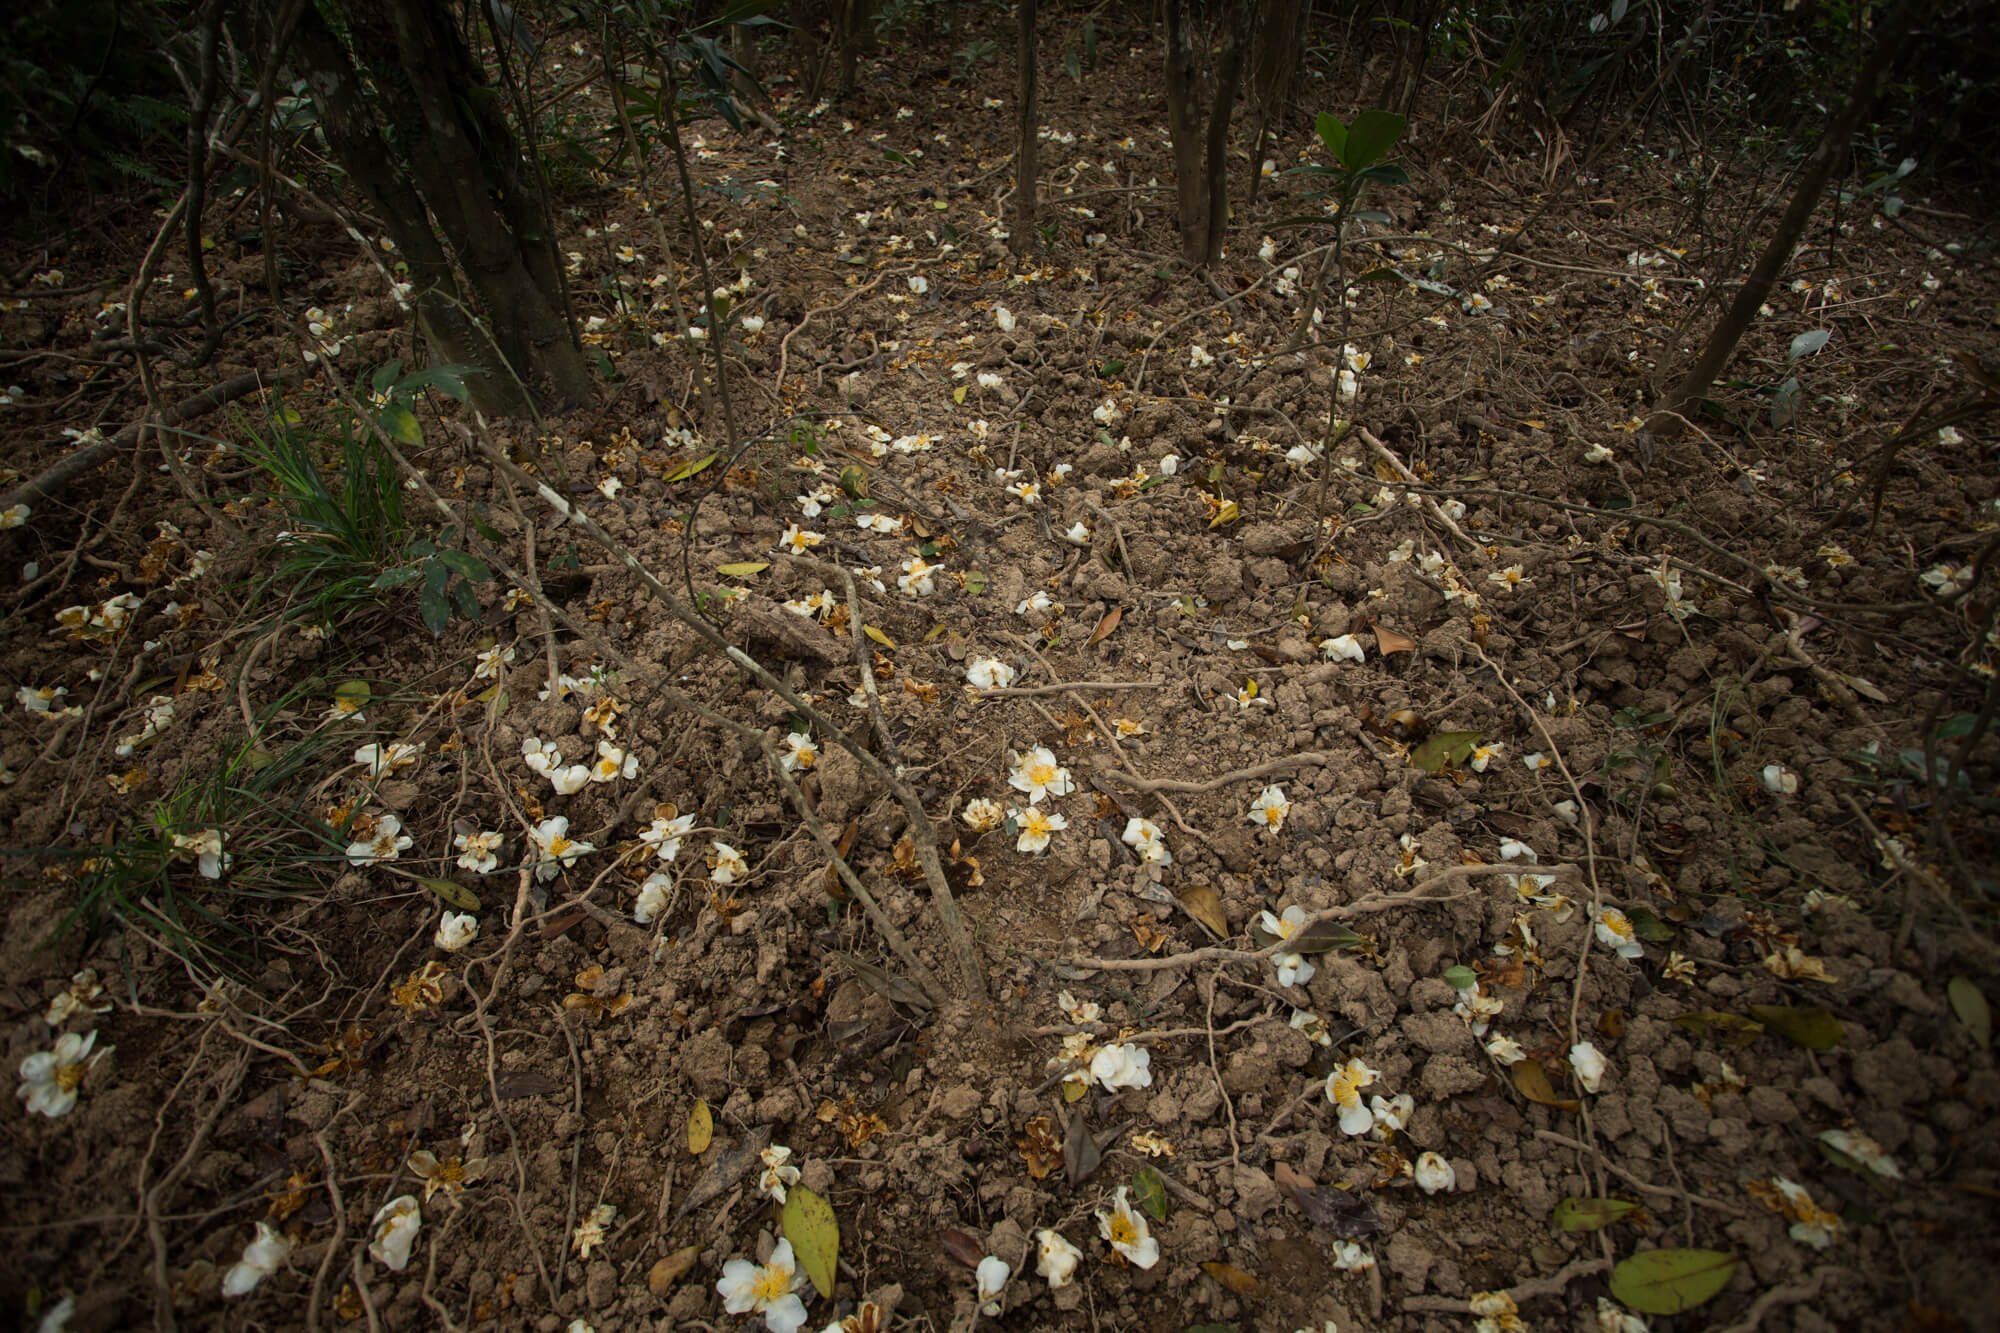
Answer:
687;1100;713;1155
1088;605;1123;646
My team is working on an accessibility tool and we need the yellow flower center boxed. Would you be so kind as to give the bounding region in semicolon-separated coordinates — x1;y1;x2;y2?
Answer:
549;835;573;857
1263;807;1283;825
1108;1215;1137;1247
55;1062;84;1092
751;1261;793;1302
1027;762;1055;786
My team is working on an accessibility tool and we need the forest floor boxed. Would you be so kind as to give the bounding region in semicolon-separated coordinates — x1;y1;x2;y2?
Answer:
3;17;1999;1333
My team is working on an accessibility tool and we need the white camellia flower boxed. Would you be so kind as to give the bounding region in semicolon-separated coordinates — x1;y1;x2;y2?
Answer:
639;809;695;862
530;816;593;883
1014;806;1067;854
1569;1041;1607;1093
1761;763;1799;795
222;1221;293;1297
1258;904;1317;988
174;828;229;879
1096;1186;1160;1268
1369;1092;1413;1135
1591;906;1645;959
1247;785;1289;834
1121;816;1171;866
1036;1229;1082;1287
780;731;819;772
368;1195;422;1271
758;1145;801;1203
435;912;478;952
1009;746;1075;804
966;657;1016;691
1484;1034;1527;1065
590;740;639;783
572;1203;616;1258
455;830;503;875
1325;1057;1380;1136
709;841;749;884
1818;1128;1902;1179
522;736;561;776
961;798;1006;832
16;1031;108;1118
548;761;591;795
1063;521;1091;546
975;1255;1009;1316
346;814;414;866
716;1237;809;1333
1330;1240;1375;1270
898;555;937;596
1159;454;1181;475
634;873;672;925
355;741;422;778
1321;634;1366;663
1414;1151;1456;1194
1089;1042;1151;1092
994;304;1016;332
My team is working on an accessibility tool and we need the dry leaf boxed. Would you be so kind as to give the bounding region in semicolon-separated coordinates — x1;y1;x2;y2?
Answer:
1131;919;1168;953
940;1229;985;1269
647;1245;700;1296
1088;605;1123;646
1374;625;1418;654
1201;1261;1263;1295
688;1100;713;1155
1512;1059;1582;1112
1177;884;1228;938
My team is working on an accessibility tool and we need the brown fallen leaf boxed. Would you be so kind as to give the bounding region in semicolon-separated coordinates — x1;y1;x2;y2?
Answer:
1273;1161;1382;1237
1177;884;1229;939
1018;1115;1061;1180
1374;625;1417;655
1201;1261;1263;1295
647;1245;700;1296
1088;605;1123;646
939;1229;985;1270
1513;1059;1583;1112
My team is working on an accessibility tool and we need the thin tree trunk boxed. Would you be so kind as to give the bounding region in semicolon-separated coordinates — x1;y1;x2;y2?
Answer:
1200;4;1251;266
1010;0;1039;255
1651;0;1917;435
1161;0;1206;266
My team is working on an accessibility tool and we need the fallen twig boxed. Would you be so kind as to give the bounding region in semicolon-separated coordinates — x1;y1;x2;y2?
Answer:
1400;1257;1612;1314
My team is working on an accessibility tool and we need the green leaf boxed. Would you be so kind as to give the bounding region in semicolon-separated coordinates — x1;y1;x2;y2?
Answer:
437;549;492;582
379;403;423;447
334;679;372;709
664;451;719;483
420;878;480;911
1133;1166;1168;1221
1412;729;1483;773
1441;964;1477;991
1607;1249;1739;1316
1625;906;1675;942
781;1185;839;1299
1356;162;1411;187
963;569;989;595
450;575;481;622
1314;112;1348;164
372;564;422;590
420;559;451;636
1341;110;1406;171
1747;1005;1843;1050
1552;1197;1638;1232
717;561;770;577
1948;976;1991;1048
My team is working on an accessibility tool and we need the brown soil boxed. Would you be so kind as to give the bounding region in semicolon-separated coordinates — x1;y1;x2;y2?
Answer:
3;16;1999;1333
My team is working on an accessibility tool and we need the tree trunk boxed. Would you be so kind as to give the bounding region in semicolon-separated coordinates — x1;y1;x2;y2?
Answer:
1161;0;1206;266
1200;3;1252;265
1010;0;1039;255
1246;0;1305;208
287;5;531;416
1650;0;1917;435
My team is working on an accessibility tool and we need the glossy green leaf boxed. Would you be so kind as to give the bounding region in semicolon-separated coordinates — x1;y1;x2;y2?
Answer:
1607;1248;1738;1315
420;559;451;635
1441;965;1477;991
781;1184;839;1299
1341;110;1406;171
1314;112;1347;163
1673;1010;1764;1046
1552;1197;1638;1232
1292;920;1365;954
1625;906;1675;942
379;403;423;447
1133;1166;1168;1221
